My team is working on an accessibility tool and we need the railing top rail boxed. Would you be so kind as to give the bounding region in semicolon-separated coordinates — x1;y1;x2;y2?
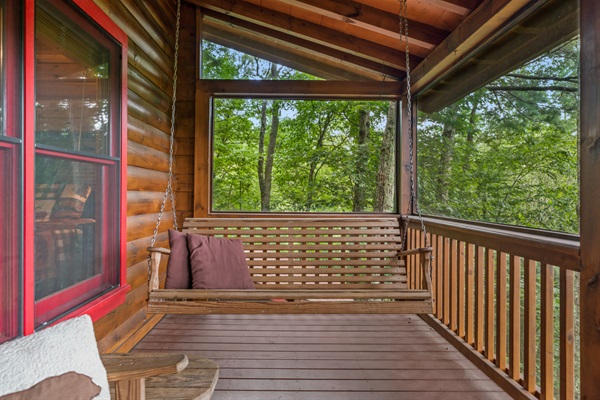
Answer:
408;216;581;271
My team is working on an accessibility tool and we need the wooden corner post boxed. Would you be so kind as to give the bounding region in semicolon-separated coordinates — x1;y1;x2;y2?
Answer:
579;0;600;398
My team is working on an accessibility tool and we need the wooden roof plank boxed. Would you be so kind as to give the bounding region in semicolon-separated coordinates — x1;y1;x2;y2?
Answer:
203;21;385;81
409;0;551;94
186;0;422;70
202;9;406;79
276;0;449;49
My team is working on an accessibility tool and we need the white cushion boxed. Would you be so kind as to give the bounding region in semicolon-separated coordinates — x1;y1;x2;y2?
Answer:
0;315;109;399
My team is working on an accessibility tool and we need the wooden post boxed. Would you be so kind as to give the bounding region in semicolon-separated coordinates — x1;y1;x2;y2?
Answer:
579;0;600;398
398;96;415;215
194;90;211;217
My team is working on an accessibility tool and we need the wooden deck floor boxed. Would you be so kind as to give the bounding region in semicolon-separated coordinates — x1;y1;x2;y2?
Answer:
133;314;511;400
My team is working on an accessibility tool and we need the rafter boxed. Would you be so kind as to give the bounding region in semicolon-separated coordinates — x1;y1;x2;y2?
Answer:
186;0;422;70
202;9;406;79
276;0;448;49
203;20;392;81
426;0;481;16
410;0;550;93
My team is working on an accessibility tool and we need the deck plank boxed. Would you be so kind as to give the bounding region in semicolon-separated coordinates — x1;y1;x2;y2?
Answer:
133;314;511;400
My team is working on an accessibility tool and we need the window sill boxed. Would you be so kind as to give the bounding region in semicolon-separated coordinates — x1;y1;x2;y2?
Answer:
60;284;130;325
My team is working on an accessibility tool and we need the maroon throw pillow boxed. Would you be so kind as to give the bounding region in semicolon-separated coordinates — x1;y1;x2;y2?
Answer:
0;371;101;400
186;234;255;289
164;229;192;289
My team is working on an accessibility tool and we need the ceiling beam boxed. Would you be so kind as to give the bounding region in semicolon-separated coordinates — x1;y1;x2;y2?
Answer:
202;9;405;79
427;0;481;16
185;0;422;71
198;79;404;99
418;0;578;112
275;0;448;49
409;0;550;94
203;21;387;81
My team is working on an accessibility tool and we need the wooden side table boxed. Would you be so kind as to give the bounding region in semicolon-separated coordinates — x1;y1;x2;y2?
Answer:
102;353;219;400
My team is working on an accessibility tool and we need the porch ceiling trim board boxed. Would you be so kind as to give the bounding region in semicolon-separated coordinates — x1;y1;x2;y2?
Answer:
418;0;579;113
197;79;404;99
185;0;421;71
201;11;403;80
409;0;552;94
579;0;600;397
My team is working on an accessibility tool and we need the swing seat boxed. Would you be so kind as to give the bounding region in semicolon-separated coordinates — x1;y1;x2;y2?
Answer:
147;217;433;314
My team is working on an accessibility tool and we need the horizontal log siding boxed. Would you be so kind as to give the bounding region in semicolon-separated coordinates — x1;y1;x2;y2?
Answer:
408;217;580;400
92;0;196;352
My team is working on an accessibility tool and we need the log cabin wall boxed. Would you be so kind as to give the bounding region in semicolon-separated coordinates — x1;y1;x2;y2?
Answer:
88;0;197;352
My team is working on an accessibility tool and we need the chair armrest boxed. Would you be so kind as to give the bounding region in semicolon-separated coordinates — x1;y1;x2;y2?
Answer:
101;353;188;382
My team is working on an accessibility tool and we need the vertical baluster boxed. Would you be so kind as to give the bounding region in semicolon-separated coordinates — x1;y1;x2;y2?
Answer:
475;245;485;353
443;237;451;326
485;248;495;362
523;259;536;393
466;243;475;345
560;268;575;400
450;239;458;332
496;252;507;372
509;255;521;381
430;234;437;315
411;228;417;289
540;264;554;399
457;241;466;338
433;234;442;318
416;229;422;289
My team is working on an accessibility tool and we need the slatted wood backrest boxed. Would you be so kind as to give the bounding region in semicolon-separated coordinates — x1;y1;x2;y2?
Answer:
183;218;407;290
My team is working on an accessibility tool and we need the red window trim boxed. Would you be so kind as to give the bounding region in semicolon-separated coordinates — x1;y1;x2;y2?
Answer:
22;0;129;335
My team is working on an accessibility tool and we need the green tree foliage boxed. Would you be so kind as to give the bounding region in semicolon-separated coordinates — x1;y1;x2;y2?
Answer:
204;41;396;213
418;39;579;233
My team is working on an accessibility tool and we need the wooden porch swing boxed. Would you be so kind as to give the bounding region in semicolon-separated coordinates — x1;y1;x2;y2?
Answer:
145;0;433;315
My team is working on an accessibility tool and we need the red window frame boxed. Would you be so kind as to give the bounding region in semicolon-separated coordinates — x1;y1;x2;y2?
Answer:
0;0;23;343
22;0;129;335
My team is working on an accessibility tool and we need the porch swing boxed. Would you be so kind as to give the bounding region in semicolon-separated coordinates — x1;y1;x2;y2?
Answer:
145;0;433;315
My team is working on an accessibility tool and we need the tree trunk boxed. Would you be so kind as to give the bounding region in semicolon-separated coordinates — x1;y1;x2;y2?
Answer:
352;109;371;212
262;100;280;210
257;63;280;211
436;120;455;204
257;100;268;205
374;102;396;212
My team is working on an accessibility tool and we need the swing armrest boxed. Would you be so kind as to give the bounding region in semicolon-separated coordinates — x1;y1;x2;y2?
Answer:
397;247;432;257
147;247;171;255
147;247;171;292
398;247;433;293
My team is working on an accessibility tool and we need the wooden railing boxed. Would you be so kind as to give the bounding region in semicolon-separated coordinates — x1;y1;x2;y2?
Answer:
405;217;580;400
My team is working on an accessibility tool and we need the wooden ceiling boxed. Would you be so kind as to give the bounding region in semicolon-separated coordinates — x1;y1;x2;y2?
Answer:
185;0;483;82
184;0;572;99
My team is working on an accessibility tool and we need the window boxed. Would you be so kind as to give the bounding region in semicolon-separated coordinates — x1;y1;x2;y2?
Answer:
0;0;127;337
417;38;579;233
212;98;397;213
0;0;22;344
31;0;125;328
203;43;398;213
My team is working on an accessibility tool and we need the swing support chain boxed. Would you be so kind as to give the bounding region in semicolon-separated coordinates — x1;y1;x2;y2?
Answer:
148;0;182;280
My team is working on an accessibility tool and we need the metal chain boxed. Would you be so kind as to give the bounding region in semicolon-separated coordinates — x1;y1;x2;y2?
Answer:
150;0;181;249
400;0;429;250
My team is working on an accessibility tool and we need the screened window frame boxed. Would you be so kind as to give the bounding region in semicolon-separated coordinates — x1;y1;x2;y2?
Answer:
19;0;129;335
198;80;405;216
